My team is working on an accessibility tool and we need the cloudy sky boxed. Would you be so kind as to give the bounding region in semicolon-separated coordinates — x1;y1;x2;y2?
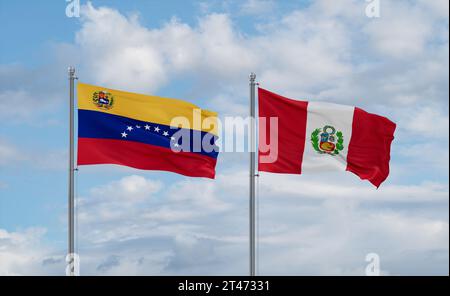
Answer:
0;0;448;275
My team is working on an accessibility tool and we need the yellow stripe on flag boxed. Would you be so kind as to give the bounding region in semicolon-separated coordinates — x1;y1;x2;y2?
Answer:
77;82;218;135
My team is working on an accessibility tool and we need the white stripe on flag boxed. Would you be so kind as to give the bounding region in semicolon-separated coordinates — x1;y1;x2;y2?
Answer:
301;102;355;173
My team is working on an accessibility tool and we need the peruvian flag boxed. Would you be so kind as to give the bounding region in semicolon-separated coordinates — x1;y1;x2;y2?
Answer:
258;88;396;188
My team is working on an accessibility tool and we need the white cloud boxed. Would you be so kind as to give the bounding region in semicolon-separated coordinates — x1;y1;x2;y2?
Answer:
167;179;231;211
0;228;63;276
72;0;448;112
0;139;24;166
67;169;449;275
2;166;448;275
223;170;448;203
256;206;448;275
397;142;449;172
89;175;162;203
417;0;449;19
364;1;433;59
0;90;35;121
398;106;449;138
77;175;162;226
74;2;354;100
0;64;67;123
76;4;256;94
76;174;232;243
0;139;67;170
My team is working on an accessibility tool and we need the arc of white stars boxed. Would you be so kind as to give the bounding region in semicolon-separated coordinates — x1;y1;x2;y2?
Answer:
122;124;175;139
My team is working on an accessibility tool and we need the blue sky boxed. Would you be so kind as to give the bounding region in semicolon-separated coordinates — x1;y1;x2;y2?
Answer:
0;0;448;275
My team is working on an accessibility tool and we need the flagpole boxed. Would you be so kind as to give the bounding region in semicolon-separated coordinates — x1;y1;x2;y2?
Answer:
249;72;257;276
68;66;76;276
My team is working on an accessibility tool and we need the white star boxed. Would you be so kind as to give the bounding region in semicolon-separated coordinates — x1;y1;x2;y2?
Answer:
170;136;176;141
121;132;128;138
136;125;141;129
127;126;133;131
163;131;169;136
144;125;150;130
154;126;160;132
174;143;179;147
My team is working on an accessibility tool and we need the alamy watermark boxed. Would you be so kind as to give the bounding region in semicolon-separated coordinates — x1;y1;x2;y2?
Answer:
118;111;280;163
66;0;80;18
365;0;381;18
365;252;381;276
65;253;80;276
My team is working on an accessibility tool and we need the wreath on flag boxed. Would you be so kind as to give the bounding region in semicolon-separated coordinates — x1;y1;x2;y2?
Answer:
93;91;114;110
311;127;344;156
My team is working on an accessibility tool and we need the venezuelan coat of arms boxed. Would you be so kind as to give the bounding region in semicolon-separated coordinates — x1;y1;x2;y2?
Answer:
93;90;114;109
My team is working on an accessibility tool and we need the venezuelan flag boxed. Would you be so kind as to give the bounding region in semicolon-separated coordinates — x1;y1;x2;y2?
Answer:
77;83;219;178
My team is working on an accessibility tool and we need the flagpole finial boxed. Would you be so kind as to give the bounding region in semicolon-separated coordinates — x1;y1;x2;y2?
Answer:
68;66;75;78
249;72;256;81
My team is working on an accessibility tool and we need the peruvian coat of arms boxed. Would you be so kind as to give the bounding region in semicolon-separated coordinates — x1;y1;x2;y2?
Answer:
93;90;114;109
311;125;344;155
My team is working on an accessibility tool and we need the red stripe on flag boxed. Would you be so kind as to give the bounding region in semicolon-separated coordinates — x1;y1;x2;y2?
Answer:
258;88;308;174
77;138;217;179
346;107;396;188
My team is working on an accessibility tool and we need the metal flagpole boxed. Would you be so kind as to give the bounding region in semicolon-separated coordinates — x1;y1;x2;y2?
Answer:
68;66;76;276
249;73;257;276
